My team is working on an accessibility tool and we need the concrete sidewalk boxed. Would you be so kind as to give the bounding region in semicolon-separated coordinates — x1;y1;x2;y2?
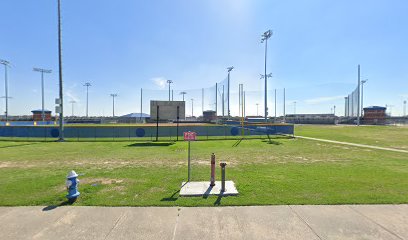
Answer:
1;205;407;240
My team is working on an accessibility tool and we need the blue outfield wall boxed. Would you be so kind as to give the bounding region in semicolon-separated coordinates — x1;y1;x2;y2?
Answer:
0;124;294;139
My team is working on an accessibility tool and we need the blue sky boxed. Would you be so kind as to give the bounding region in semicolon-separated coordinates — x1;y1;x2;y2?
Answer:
0;0;407;117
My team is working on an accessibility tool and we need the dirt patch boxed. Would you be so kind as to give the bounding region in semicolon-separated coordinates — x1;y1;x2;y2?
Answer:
81;177;125;185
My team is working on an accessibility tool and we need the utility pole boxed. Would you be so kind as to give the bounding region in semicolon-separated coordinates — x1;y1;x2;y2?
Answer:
0;59;10;122
180;91;187;101
33;68;52;122
110;94;118;117
227;66;234;118
167;80;173;101
57;0;64;141
361;79;368;116
261;30;273;122
334;105;336;116
83;82;91;117
69;100;76;116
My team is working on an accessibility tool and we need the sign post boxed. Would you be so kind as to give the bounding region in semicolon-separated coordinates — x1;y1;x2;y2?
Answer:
184;131;196;182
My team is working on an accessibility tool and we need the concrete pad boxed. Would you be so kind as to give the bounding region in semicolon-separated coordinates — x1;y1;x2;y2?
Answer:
0;206;70;240
234;206;320;240
291;205;401;240
32;206;126;240
105;207;178;240
180;181;238;197
350;204;408;239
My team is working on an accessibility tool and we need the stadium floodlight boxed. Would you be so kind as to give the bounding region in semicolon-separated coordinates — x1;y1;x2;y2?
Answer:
227;66;234;118
180;91;187;101
83;82;91;117
33;68;52;122
167;80;173;101
110;94;118;117
0;59;11;122
261;29;273;122
360;79;368;116
69;100;76;116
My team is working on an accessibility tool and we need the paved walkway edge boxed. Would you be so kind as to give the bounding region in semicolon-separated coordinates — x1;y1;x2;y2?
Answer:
296;135;408;153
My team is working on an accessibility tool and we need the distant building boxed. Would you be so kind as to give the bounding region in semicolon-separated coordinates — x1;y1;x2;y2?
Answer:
150;101;185;121
285;114;336;124
363;106;386;125
203;110;217;122
31;109;52;121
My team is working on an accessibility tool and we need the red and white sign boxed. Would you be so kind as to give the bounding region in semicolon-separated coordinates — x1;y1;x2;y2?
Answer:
183;131;197;141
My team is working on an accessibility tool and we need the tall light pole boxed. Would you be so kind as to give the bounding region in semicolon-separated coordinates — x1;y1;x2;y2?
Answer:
69;100;76;116
57;0;64;141
345;96;348;117
110;94;118;117
261;29;273;122
256;103;259;116
0;59;10;122
404;100;407;117
191;98;194;117
33;68;52;122
333;105;336;116
227;66;234;117
361;79;368;116
260;73;272;117
167;80;173;101
180;91;187;101
274;88;277;119
83;82;91;117
294;101;297;115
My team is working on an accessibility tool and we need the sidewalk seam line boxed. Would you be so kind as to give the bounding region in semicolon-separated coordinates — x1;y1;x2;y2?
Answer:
171;207;181;240
103;210;127;240
348;205;404;240
288;205;323;240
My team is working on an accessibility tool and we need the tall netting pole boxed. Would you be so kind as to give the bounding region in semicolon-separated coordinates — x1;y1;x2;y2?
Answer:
357;64;361;126
140;88;143;121
283;88;286;123
202;88;204;115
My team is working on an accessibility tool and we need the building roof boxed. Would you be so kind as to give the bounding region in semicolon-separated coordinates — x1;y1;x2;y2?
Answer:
363;106;386;110
31;109;52;113
120;113;150;118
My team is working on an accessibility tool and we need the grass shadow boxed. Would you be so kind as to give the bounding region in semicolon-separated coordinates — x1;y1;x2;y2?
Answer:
160;182;187;202
261;139;282;145
127;142;175;147
214;194;223;206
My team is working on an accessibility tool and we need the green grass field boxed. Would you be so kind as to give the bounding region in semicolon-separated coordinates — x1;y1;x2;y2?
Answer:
296;124;408;150
0;125;407;206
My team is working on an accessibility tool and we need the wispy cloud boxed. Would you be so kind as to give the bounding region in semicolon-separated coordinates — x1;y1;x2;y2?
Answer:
65;83;80;102
304;95;344;105
151;77;167;89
